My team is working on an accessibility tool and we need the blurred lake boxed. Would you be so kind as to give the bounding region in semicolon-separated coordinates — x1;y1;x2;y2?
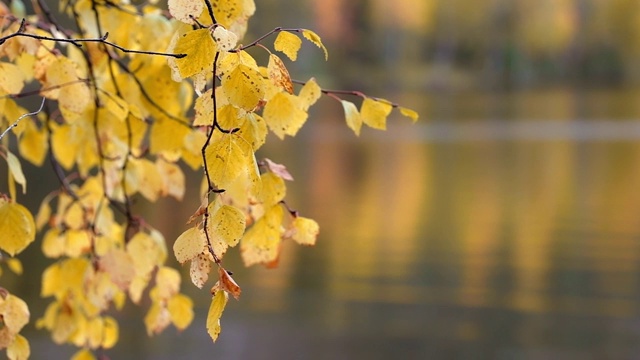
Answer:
8;0;640;359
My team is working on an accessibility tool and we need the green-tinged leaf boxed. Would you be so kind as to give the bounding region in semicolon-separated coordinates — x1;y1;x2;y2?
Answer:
274;31;301;61
0;199;35;256
360;98;393;130
302;29;328;60
206;290;228;342
6;151;26;194
341;100;362;136
173;227;206;264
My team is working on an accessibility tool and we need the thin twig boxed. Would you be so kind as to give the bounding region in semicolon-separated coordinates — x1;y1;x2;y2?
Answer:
0;97;45;141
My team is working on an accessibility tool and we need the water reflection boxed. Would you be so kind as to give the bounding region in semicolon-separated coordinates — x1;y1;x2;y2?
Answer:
11;89;640;359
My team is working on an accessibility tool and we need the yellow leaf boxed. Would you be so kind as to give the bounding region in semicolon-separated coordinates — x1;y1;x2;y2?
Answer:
217;51;259;77
173;29;217;80
288;217;319;245
87;317;103;349
7;334;29;360
99;248;135;290
168;0;204;24
126;157;164;202
101;316;119;349
18;118;48;167
0;62;25;94
263;92;307;139
173;227;206;264
41;258;91;298
144;301;171;336
6;151;26;194
209;204;246;258
0;294;29;334
128;275;150;304
71;349;96;360
167;293;194;330
156;159;186;200
45;58;90;121
63;202;85;230
221;64;265;111
267;54;293;94
240;205;284;266
260;172;286;208
212;26;238;51
302;29;328;60
341;100;362;136
400;106;419;122
274;31;302;61
150;117;191;155
64;229;91;257
0;199;35;256
194;89;213;126
361;98;393;130
6;258;22;275
206;290;228;342
41;229;64;258
155;266;181;300
210;0;255;32
126;232;164;277
298;77;322;111
205;134;255;190
101;92;129;122
190;253;212;289
237;112;267;150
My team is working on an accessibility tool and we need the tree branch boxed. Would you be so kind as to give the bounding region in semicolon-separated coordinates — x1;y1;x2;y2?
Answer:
0;97;46;141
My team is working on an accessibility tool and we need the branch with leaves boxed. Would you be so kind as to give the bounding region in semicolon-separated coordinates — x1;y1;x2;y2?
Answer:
0;0;418;358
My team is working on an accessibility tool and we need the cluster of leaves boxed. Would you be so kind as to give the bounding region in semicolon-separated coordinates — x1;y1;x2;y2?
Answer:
0;0;417;358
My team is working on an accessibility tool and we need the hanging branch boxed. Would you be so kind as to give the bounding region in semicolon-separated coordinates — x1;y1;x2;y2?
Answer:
0;98;46;141
0;19;186;58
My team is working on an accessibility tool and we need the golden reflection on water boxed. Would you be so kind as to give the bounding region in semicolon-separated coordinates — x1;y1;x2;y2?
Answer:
263;108;640;323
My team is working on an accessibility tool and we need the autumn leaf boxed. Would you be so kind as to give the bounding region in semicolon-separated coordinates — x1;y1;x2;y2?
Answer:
205;133;256;190
167;293;194;330
212;26;238;51
217;267;241;300
0;199;35;256
341;100;362;136
173;227;206;264
206;290;228;342
400;106;419;122
361;97;393;130
171;29;217;80
263;158;294;181
267;54;293;94
302;29;328;60
263;92;308;139
190;253;212;289
209;204;246;258
241;205;284;266
287;217;320;246
274;31;301;61
168;0;204;24
221;64;265;111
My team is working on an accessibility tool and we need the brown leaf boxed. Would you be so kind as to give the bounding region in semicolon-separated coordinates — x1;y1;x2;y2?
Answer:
217;267;241;300
263;158;294;181
267;54;294;94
